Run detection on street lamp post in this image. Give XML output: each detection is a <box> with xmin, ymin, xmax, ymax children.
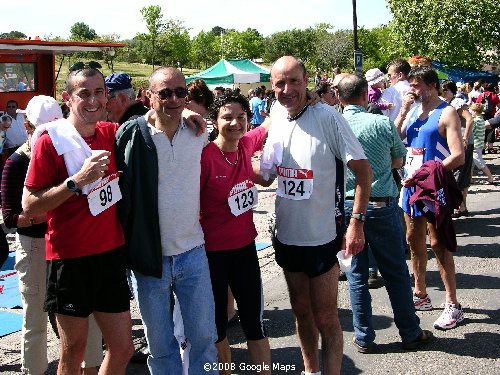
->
<box><xmin>352</xmin><ymin>0</ymin><xmax>363</xmax><ymax>72</ymax></box>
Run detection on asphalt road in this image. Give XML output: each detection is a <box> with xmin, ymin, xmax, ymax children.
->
<box><xmin>1</xmin><ymin>154</ymin><xmax>499</xmax><ymax>375</ymax></box>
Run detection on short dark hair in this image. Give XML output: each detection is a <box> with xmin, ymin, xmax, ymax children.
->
<box><xmin>408</xmin><ymin>66</ymin><xmax>440</xmax><ymax>91</ymax></box>
<box><xmin>441</xmin><ymin>80</ymin><xmax>457</xmax><ymax>95</ymax></box>
<box><xmin>314</xmin><ymin>82</ymin><xmax>331</xmax><ymax>96</ymax></box>
<box><xmin>337</xmin><ymin>74</ymin><xmax>368</xmax><ymax>103</ymax></box>
<box><xmin>6</xmin><ymin>99</ymin><xmax>18</xmax><ymax>108</ymax></box>
<box><xmin>214</xmin><ymin>86</ymin><xmax>225</xmax><ymax>92</ymax></box>
<box><xmin>387</xmin><ymin>59</ymin><xmax>411</xmax><ymax>77</ymax></box>
<box><xmin>187</xmin><ymin>79</ymin><xmax>214</xmax><ymax>111</ymax></box>
<box><xmin>254</xmin><ymin>87</ymin><xmax>263</xmax><ymax>96</ymax></box>
<box><xmin>65</xmin><ymin>68</ymin><xmax>105</xmax><ymax>94</ymax></box>
<box><xmin>208</xmin><ymin>92</ymin><xmax>253</xmax><ymax>123</ymax></box>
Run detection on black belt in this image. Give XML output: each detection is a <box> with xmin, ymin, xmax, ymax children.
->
<box><xmin>346</xmin><ymin>196</ymin><xmax>391</xmax><ymax>203</ymax></box>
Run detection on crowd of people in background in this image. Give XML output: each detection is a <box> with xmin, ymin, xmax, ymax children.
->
<box><xmin>0</xmin><ymin>54</ymin><xmax>499</xmax><ymax>375</ymax></box>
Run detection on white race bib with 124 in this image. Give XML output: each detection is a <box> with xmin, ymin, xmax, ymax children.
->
<box><xmin>87</xmin><ymin>172</ymin><xmax>122</xmax><ymax>216</ymax></box>
<box><xmin>276</xmin><ymin>166</ymin><xmax>313</xmax><ymax>200</ymax></box>
<box><xmin>228</xmin><ymin>179</ymin><xmax>258</xmax><ymax>216</ymax></box>
<box><xmin>404</xmin><ymin>147</ymin><xmax>425</xmax><ymax>179</ymax></box>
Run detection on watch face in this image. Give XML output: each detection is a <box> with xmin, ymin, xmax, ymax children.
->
<box><xmin>67</xmin><ymin>179</ymin><xmax>77</xmax><ymax>191</ymax></box>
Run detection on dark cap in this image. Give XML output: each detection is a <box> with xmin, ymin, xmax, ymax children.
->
<box><xmin>105</xmin><ymin>73</ymin><xmax>132</xmax><ymax>95</ymax></box>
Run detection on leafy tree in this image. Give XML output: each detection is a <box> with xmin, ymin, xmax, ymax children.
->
<box><xmin>211</xmin><ymin>26</ymin><xmax>226</xmax><ymax>37</ymax></box>
<box><xmin>264</xmin><ymin>28</ymin><xmax>318</xmax><ymax>66</ymax></box>
<box><xmin>191</xmin><ymin>31</ymin><xmax>219</xmax><ymax>68</ymax></box>
<box><xmin>222</xmin><ymin>29</ymin><xmax>265</xmax><ymax>59</ymax></box>
<box><xmin>387</xmin><ymin>0</ymin><xmax>500</xmax><ymax>68</ymax></box>
<box><xmin>70</xmin><ymin>22</ymin><xmax>97</xmax><ymax>41</ymax></box>
<box><xmin>159</xmin><ymin>19</ymin><xmax>192</xmax><ymax>70</ymax></box>
<box><xmin>315</xmin><ymin>29</ymin><xmax>354</xmax><ymax>71</ymax></box>
<box><xmin>139</xmin><ymin>5</ymin><xmax>166</xmax><ymax>70</ymax></box>
<box><xmin>0</xmin><ymin>31</ymin><xmax>27</xmax><ymax>39</ymax></box>
<box><xmin>97</xmin><ymin>34</ymin><xmax>121</xmax><ymax>71</ymax></box>
<box><xmin>358</xmin><ymin>25</ymin><xmax>397</xmax><ymax>71</ymax></box>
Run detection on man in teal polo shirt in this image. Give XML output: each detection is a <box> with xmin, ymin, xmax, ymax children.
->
<box><xmin>338</xmin><ymin>74</ymin><xmax>434</xmax><ymax>353</ymax></box>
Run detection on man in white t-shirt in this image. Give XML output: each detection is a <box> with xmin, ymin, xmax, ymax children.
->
<box><xmin>264</xmin><ymin>56</ymin><xmax>372</xmax><ymax>375</ymax></box>
<box><xmin>4</xmin><ymin>100</ymin><xmax>28</xmax><ymax>156</ymax></box>
<box><xmin>381</xmin><ymin>59</ymin><xmax>412</xmax><ymax>122</ymax></box>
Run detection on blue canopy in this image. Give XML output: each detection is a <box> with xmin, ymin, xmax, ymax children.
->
<box><xmin>432</xmin><ymin>61</ymin><xmax>499</xmax><ymax>85</ymax></box>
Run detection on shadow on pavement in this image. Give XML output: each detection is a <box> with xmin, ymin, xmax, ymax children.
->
<box><xmin>424</xmin><ymin>271</ymin><xmax>500</xmax><ymax>291</ymax></box>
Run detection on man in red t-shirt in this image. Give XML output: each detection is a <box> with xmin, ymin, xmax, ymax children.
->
<box><xmin>22</xmin><ymin>64</ymin><xmax>133</xmax><ymax>374</ymax></box>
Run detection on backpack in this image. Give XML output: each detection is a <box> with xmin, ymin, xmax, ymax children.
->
<box><xmin>481</xmin><ymin>93</ymin><xmax>493</xmax><ymax>115</ymax></box>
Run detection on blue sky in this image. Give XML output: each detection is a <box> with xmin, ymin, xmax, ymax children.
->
<box><xmin>7</xmin><ymin>0</ymin><xmax>392</xmax><ymax>40</ymax></box>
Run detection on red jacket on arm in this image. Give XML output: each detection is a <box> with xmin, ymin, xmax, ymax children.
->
<box><xmin>409</xmin><ymin>161</ymin><xmax>462</xmax><ymax>252</ymax></box>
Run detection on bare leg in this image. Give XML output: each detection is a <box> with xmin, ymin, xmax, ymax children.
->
<box><xmin>227</xmin><ymin>288</ymin><xmax>236</xmax><ymax>321</ymax></box>
<box><xmin>284</xmin><ymin>271</ymin><xmax>320</xmax><ymax>373</ymax></box>
<box><xmin>482</xmin><ymin>166</ymin><xmax>495</xmax><ymax>182</ymax></box>
<box><xmin>55</xmin><ymin>314</ymin><xmax>89</xmax><ymax>375</ymax></box>
<box><xmin>81</xmin><ymin>367</ymin><xmax>98</xmax><ymax>375</ymax></box>
<box><xmin>459</xmin><ymin>188</ymin><xmax>469</xmax><ymax>212</ymax></box>
<box><xmin>93</xmin><ymin>311</ymin><xmax>134</xmax><ymax>375</ymax></box>
<box><xmin>215</xmin><ymin>338</ymin><xmax>231</xmax><ymax>375</ymax></box>
<box><xmin>310</xmin><ymin>266</ymin><xmax>343</xmax><ymax>375</ymax></box>
<box><xmin>405</xmin><ymin>214</ymin><xmax>428</xmax><ymax>298</ymax></box>
<box><xmin>427</xmin><ymin>223</ymin><xmax>459</xmax><ymax>305</ymax></box>
<box><xmin>247</xmin><ymin>338</ymin><xmax>271</xmax><ymax>375</ymax></box>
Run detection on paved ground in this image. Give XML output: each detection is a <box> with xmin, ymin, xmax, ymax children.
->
<box><xmin>1</xmin><ymin>154</ymin><xmax>499</xmax><ymax>374</ymax></box>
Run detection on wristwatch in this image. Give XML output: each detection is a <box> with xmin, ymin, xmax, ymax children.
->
<box><xmin>351</xmin><ymin>213</ymin><xmax>366</xmax><ymax>222</ymax></box>
<box><xmin>66</xmin><ymin>178</ymin><xmax>82</xmax><ymax>196</ymax></box>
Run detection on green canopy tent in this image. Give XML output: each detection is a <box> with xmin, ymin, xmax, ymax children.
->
<box><xmin>186</xmin><ymin>58</ymin><xmax>270</xmax><ymax>86</ymax></box>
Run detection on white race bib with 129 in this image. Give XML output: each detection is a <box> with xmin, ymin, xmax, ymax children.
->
<box><xmin>87</xmin><ymin>172</ymin><xmax>122</xmax><ymax>216</ymax></box>
<box><xmin>276</xmin><ymin>166</ymin><xmax>313</xmax><ymax>200</ymax></box>
<box><xmin>228</xmin><ymin>179</ymin><xmax>258</xmax><ymax>216</ymax></box>
<box><xmin>404</xmin><ymin>147</ymin><xmax>425</xmax><ymax>179</ymax></box>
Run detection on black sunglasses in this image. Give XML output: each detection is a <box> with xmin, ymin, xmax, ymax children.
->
<box><xmin>151</xmin><ymin>87</ymin><xmax>188</xmax><ymax>100</ymax></box>
<box><xmin>69</xmin><ymin>61</ymin><xmax>102</xmax><ymax>72</ymax></box>
<box><xmin>7</xmin><ymin>105</ymin><xmax>17</xmax><ymax>108</ymax></box>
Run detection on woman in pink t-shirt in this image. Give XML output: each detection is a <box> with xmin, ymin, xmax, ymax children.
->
<box><xmin>200</xmin><ymin>92</ymin><xmax>271</xmax><ymax>375</ymax></box>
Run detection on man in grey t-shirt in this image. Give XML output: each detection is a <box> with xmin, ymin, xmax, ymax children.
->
<box><xmin>264</xmin><ymin>56</ymin><xmax>372</xmax><ymax>375</ymax></box>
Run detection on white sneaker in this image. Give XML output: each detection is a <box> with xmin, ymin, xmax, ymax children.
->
<box><xmin>433</xmin><ymin>303</ymin><xmax>464</xmax><ymax>330</ymax></box>
<box><xmin>413</xmin><ymin>294</ymin><xmax>433</xmax><ymax>311</ymax></box>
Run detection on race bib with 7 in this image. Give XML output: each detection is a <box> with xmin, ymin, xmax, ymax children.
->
<box><xmin>276</xmin><ymin>166</ymin><xmax>313</xmax><ymax>200</ymax></box>
<box><xmin>228</xmin><ymin>179</ymin><xmax>258</xmax><ymax>216</ymax></box>
<box><xmin>404</xmin><ymin>147</ymin><xmax>425</xmax><ymax>179</ymax></box>
<box><xmin>87</xmin><ymin>173</ymin><xmax>122</xmax><ymax>216</ymax></box>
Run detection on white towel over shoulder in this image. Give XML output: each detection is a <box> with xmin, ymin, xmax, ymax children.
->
<box><xmin>31</xmin><ymin>119</ymin><xmax>101</xmax><ymax>195</ymax></box>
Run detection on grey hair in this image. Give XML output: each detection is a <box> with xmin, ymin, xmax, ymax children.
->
<box><xmin>111</xmin><ymin>87</ymin><xmax>136</xmax><ymax>101</ymax></box>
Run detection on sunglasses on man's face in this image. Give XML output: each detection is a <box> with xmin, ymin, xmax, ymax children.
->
<box><xmin>69</xmin><ymin>61</ymin><xmax>102</xmax><ymax>72</ymax></box>
<box><xmin>7</xmin><ymin>105</ymin><xmax>16</xmax><ymax>108</ymax></box>
<box><xmin>151</xmin><ymin>87</ymin><xmax>188</xmax><ymax>100</ymax></box>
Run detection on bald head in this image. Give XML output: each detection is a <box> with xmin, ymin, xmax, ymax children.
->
<box><xmin>270</xmin><ymin>56</ymin><xmax>308</xmax><ymax>117</ymax></box>
<box><xmin>271</xmin><ymin>56</ymin><xmax>306</xmax><ymax>78</ymax></box>
<box><xmin>149</xmin><ymin>67</ymin><xmax>185</xmax><ymax>90</ymax></box>
<box><xmin>337</xmin><ymin>74</ymin><xmax>368</xmax><ymax>107</ymax></box>
<box><xmin>331</xmin><ymin>73</ymin><xmax>348</xmax><ymax>88</ymax></box>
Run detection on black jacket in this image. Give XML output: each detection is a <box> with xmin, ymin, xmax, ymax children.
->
<box><xmin>115</xmin><ymin>116</ymin><xmax>163</xmax><ymax>278</ymax></box>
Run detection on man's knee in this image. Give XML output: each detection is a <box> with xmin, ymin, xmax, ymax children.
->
<box><xmin>314</xmin><ymin>308</ymin><xmax>340</xmax><ymax>335</ymax></box>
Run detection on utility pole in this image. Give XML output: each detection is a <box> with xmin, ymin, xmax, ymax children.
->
<box><xmin>352</xmin><ymin>0</ymin><xmax>362</xmax><ymax>72</ymax></box>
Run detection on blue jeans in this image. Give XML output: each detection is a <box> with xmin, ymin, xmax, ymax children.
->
<box><xmin>345</xmin><ymin>198</ymin><xmax>422</xmax><ymax>346</ymax></box>
<box><xmin>131</xmin><ymin>245</ymin><xmax>217</xmax><ymax>374</ymax></box>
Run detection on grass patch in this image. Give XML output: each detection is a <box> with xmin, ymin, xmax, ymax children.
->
<box><xmin>55</xmin><ymin>57</ymin><xmax>200</xmax><ymax>99</ymax></box>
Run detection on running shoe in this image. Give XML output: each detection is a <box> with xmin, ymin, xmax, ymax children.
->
<box><xmin>433</xmin><ymin>303</ymin><xmax>465</xmax><ymax>330</ymax></box>
<box><xmin>413</xmin><ymin>294</ymin><xmax>433</xmax><ymax>311</ymax></box>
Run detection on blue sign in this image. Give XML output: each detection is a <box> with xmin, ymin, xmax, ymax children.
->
<box><xmin>354</xmin><ymin>49</ymin><xmax>363</xmax><ymax>72</ymax></box>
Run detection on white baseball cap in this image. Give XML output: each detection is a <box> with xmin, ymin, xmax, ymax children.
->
<box><xmin>22</xmin><ymin>95</ymin><xmax>63</xmax><ymax>127</ymax></box>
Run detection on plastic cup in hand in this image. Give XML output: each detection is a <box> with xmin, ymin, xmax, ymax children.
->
<box><xmin>337</xmin><ymin>250</ymin><xmax>352</xmax><ymax>272</ymax></box>
<box><xmin>91</xmin><ymin>150</ymin><xmax>109</xmax><ymax>160</ymax></box>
